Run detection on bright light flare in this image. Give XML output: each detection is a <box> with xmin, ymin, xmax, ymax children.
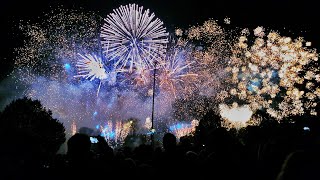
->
<box><xmin>98</xmin><ymin>120</ymin><xmax>133</xmax><ymax>147</ymax></box>
<box><xmin>219</xmin><ymin>103</ymin><xmax>253</xmax><ymax>128</ymax></box>
<box><xmin>169</xmin><ymin>120</ymin><xmax>199</xmax><ymax>139</ymax></box>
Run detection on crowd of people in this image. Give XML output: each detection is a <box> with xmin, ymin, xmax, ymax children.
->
<box><xmin>1</xmin><ymin>98</ymin><xmax>320</xmax><ymax>180</ymax></box>
<box><xmin>2</xmin><ymin>123</ymin><xmax>320</xmax><ymax>180</ymax></box>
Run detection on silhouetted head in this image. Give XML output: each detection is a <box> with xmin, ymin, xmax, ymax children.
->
<box><xmin>185</xmin><ymin>151</ymin><xmax>198</xmax><ymax>162</ymax></box>
<box><xmin>67</xmin><ymin>133</ymin><xmax>91</xmax><ymax>156</ymax></box>
<box><xmin>277</xmin><ymin>150</ymin><xmax>320</xmax><ymax>180</ymax></box>
<box><xmin>163</xmin><ymin>133</ymin><xmax>177</xmax><ymax>151</ymax></box>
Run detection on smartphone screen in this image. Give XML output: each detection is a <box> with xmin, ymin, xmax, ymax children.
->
<box><xmin>90</xmin><ymin>137</ymin><xmax>98</xmax><ymax>143</ymax></box>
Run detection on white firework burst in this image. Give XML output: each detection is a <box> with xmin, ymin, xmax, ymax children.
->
<box><xmin>101</xmin><ymin>4</ymin><xmax>169</xmax><ymax>72</ymax></box>
<box><xmin>74</xmin><ymin>53</ymin><xmax>107</xmax><ymax>81</ymax></box>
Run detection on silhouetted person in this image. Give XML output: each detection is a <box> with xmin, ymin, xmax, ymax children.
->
<box><xmin>93</xmin><ymin>135</ymin><xmax>114</xmax><ymax>172</ymax></box>
<box><xmin>276</xmin><ymin>150</ymin><xmax>320</xmax><ymax>180</ymax></box>
<box><xmin>64</xmin><ymin>133</ymin><xmax>101</xmax><ymax>179</ymax></box>
<box><xmin>154</xmin><ymin>133</ymin><xmax>185</xmax><ymax>178</ymax></box>
<box><xmin>163</xmin><ymin>133</ymin><xmax>177</xmax><ymax>152</ymax></box>
<box><xmin>67</xmin><ymin>133</ymin><xmax>94</xmax><ymax>168</ymax></box>
<box><xmin>95</xmin><ymin>135</ymin><xmax>114</xmax><ymax>158</ymax></box>
<box><xmin>200</xmin><ymin>128</ymin><xmax>243</xmax><ymax>179</ymax></box>
<box><xmin>133</xmin><ymin>144</ymin><xmax>153</xmax><ymax>165</ymax></box>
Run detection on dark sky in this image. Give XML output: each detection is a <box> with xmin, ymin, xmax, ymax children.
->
<box><xmin>1</xmin><ymin>0</ymin><xmax>319</xmax><ymax>79</ymax></box>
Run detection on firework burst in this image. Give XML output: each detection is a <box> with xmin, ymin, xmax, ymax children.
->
<box><xmin>101</xmin><ymin>4</ymin><xmax>169</xmax><ymax>72</ymax></box>
<box><xmin>221</xmin><ymin>27</ymin><xmax>320</xmax><ymax>119</ymax></box>
<box><xmin>74</xmin><ymin>54</ymin><xmax>107</xmax><ymax>81</ymax></box>
<box><xmin>158</xmin><ymin>43</ymin><xmax>198</xmax><ymax>98</ymax></box>
<box><xmin>219</xmin><ymin>103</ymin><xmax>253</xmax><ymax>129</ymax></box>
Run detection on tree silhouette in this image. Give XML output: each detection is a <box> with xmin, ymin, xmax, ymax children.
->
<box><xmin>0</xmin><ymin>97</ymin><xmax>66</xmax><ymax>167</ymax></box>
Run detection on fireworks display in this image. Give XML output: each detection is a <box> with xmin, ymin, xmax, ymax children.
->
<box><xmin>74</xmin><ymin>54</ymin><xmax>107</xmax><ymax>81</ymax></box>
<box><xmin>158</xmin><ymin>42</ymin><xmax>198</xmax><ymax>98</ymax></box>
<box><xmin>169</xmin><ymin>120</ymin><xmax>199</xmax><ymax>139</ymax></box>
<box><xmin>101</xmin><ymin>4</ymin><xmax>169</xmax><ymax>72</ymax></box>
<box><xmin>97</xmin><ymin>120</ymin><xmax>133</xmax><ymax>147</ymax></box>
<box><xmin>220</xmin><ymin>27</ymin><xmax>320</xmax><ymax>120</ymax></box>
<box><xmin>1</xmin><ymin>3</ymin><xmax>319</xmax><ymax>146</ymax></box>
<box><xmin>13</xmin><ymin>8</ymin><xmax>101</xmax><ymax>83</ymax></box>
<box><xmin>219</xmin><ymin>103</ymin><xmax>253</xmax><ymax>129</ymax></box>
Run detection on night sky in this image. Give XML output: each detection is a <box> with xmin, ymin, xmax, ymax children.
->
<box><xmin>1</xmin><ymin>0</ymin><xmax>319</xmax><ymax>80</ymax></box>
